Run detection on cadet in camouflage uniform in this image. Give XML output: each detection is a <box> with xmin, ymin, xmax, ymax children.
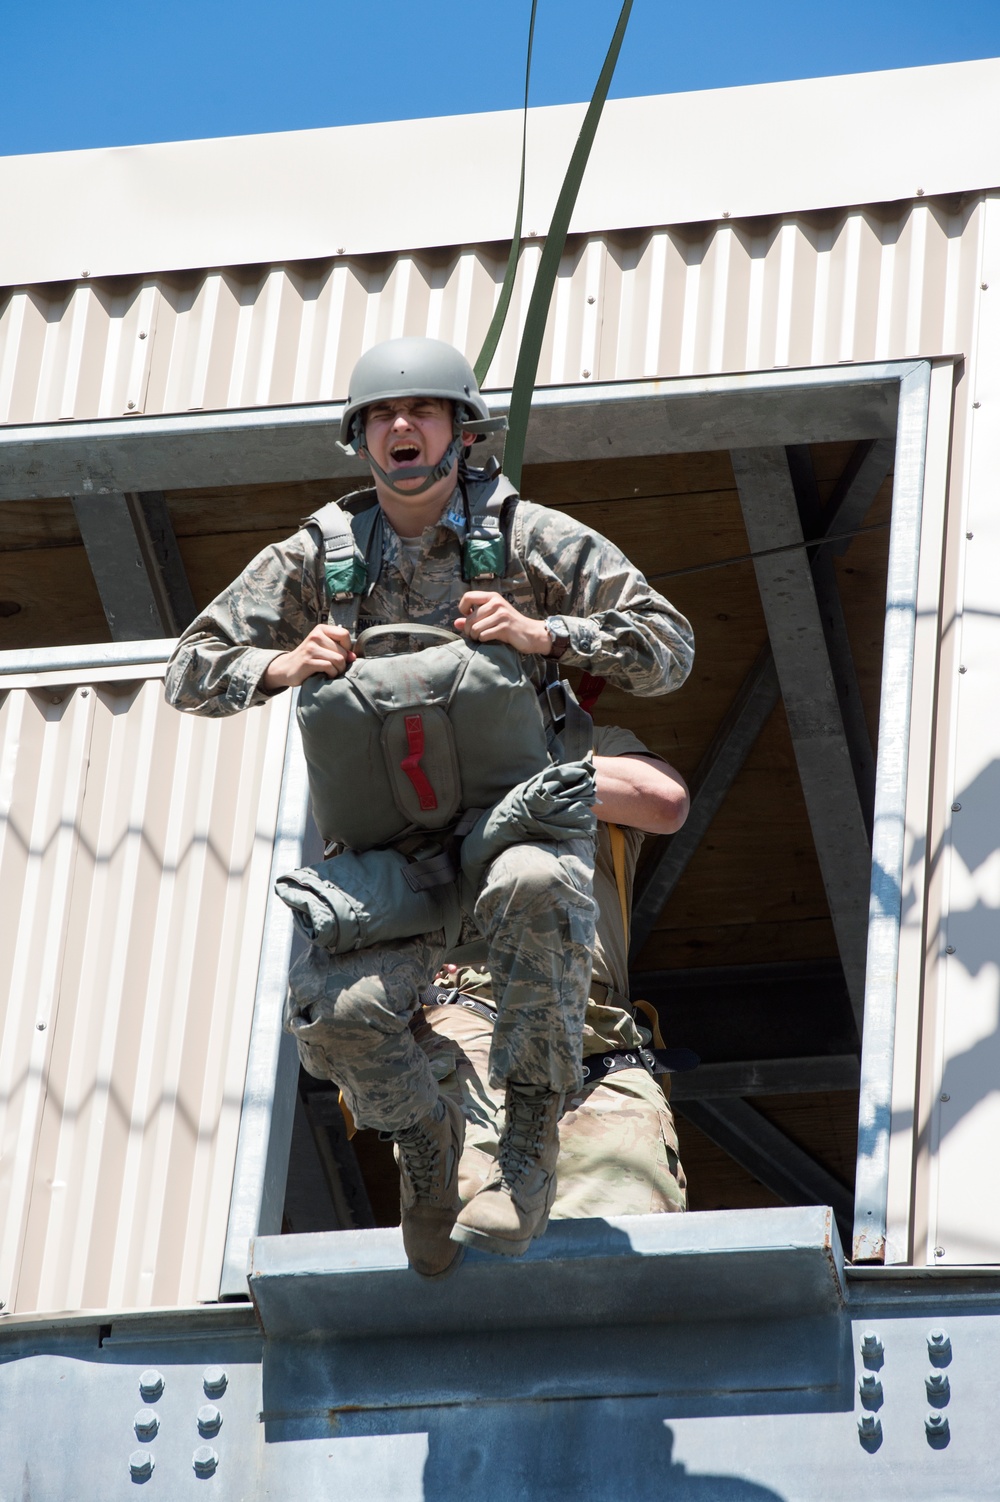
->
<box><xmin>418</xmin><ymin>725</ymin><xmax>688</xmax><ymax>1218</ymax></box>
<box><xmin>165</xmin><ymin>337</ymin><xmax>693</xmax><ymax>1276</ymax></box>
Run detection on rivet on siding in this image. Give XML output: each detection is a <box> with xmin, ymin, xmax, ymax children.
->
<box><xmin>951</xmin><ymin>802</ymin><xmax>962</xmax><ymax>812</ymax></box>
<box><xmin>857</xmin><ymin>1413</ymin><xmax>882</xmax><ymax>1446</ymax></box>
<box><xmin>859</xmin><ymin>1373</ymin><xmax>883</xmax><ymax>1407</ymax></box>
<box><xmin>582</xmin><ymin>370</ymin><xmax>591</xmax><ymax>379</ymax></box>
<box><xmin>0</xmin><ymin>1301</ymin><xmax>6</xmax><ymax>1312</ymax></box>
<box><xmin>940</xmin><ymin>1092</ymin><xmax>950</xmax><ymax>1102</ymax></box>
<box><xmin>138</xmin><ymin>331</ymin><xmax>147</xmax><ymax>340</ymax></box>
<box><xmin>916</xmin><ymin>187</ymin><xmax>925</xmax><ymax>197</ymax></box>
<box><xmin>127</xmin><ymin>401</ymin><xmax>136</xmax><ymax>411</ymax></box>
<box><xmin>860</xmin><ymin>1331</ymin><xmax>883</xmax><ymax>1359</ymax></box>
<box><xmin>587</xmin><ymin>296</ymin><xmax>596</xmax><ymax>304</ymax></box>
<box><xmin>203</xmin><ymin>1366</ymin><xmax>228</xmax><ymax>1396</ymax></box>
<box><xmin>198</xmin><ymin>1404</ymin><xmax>222</xmax><ymax>1436</ymax></box>
<box><xmin>981</xmin><ymin>282</ymin><xmax>989</xmax><ymax>291</ymax></box>
<box><xmin>139</xmin><ymin>1370</ymin><xmax>165</xmax><ymax>1400</ymax></box>
<box><xmin>81</xmin><ymin>269</ymin><xmax>90</xmax><ymax>278</ymax></box>
<box><xmin>973</xmin><ymin>400</ymin><xmax>982</xmax><ymax>408</ymax></box>
<box><xmin>722</xmin><ymin>210</ymin><xmax>731</xmax><ymax>218</ymax></box>
<box><xmin>193</xmin><ymin>1445</ymin><xmax>219</xmax><ymax>1475</ymax></box>
<box><xmin>80</xmin><ymin>689</ymin><xmax>90</xmax><ymax>698</ymax></box>
<box><xmin>925</xmin><ymin>1413</ymin><xmax>950</xmax><ymax>1444</ymax></box>
<box><xmin>959</xmin><ymin>665</ymin><xmax>967</xmax><ymax>673</ymax></box>
<box><xmin>966</xmin><ymin>532</ymin><xmax>974</xmax><ymax>539</ymax></box>
<box><xmin>35</xmin><ymin>1022</ymin><xmax>46</xmax><ymax>1031</ymax></box>
<box><xmin>933</xmin><ymin>1246</ymin><xmax>946</xmax><ymax>1258</ymax></box>
<box><xmin>336</xmin><ymin>247</ymin><xmax>345</xmax><ymax>255</ymax></box>
<box><xmin>945</xmin><ymin>945</ymin><xmax>956</xmax><ymax>955</ymax></box>
<box><xmin>134</xmin><ymin>1410</ymin><xmax>159</xmax><ymax>1440</ymax></box>
<box><xmin>129</xmin><ymin>1451</ymin><xmax>154</xmax><ymax>1479</ymax></box>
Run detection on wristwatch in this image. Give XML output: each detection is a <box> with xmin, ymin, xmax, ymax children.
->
<box><xmin>544</xmin><ymin>615</ymin><xmax>571</xmax><ymax>660</ymax></box>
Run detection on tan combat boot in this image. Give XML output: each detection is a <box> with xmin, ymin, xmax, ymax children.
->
<box><xmin>450</xmin><ymin>1081</ymin><xmax>562</xmax><ymax>1257</ymax></box>
<box><xmin>392</xmin><ymin>1095</ymin><xmax>466</xmax><ymax>1278</ymax></box>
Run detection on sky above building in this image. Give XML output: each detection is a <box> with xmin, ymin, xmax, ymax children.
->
<box><xmin>3</xmin><ymin>0</ymin><xmax>1000</xmax><ymax>158</ymax></box>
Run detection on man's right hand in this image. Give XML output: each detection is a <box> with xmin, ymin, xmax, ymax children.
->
<box><xmin>262</xmin><ymin>625</ymin><xmax>356</xmax><ymax>690</ymax></box>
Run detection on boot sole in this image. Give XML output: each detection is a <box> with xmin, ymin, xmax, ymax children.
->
<box><xmin>449</xmin><ymin>1221</ymin><xmax>532</xmax><ymax>1257</ymax></box>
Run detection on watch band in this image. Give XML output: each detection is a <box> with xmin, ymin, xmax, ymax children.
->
<box><xmin>544</xmin><ymin>616</ymin><xmax>571</xmax><ymax>660</ymax></box>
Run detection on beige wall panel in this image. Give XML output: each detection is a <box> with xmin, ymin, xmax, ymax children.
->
<box><xmin>922</xmin><ymin>197</ymin><xmax>1000</xmax><ymax>1266</ymax></box>
<box><xmin>0</xmin><ymin>685</ymin><xmax>93</xmax><ymax>1310</ymax></box>
<box><xmin>0</xmin><ymin>196</ymin><xmax>987</xmax><ymax>428</ymax></box>
<box><xmin>0</xmin><ymin>673</ymin><xmax>291</xmax><ymax>1314</ymax></box>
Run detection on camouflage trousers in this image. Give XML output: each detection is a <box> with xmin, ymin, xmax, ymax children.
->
<box><xmin>414</xmin><ymin>1001</ymin><xmax>687</xmax><ymax>1217</ymax></box>
<box><xmin>284</xmin><ymin>838</ymin><xmax>595</xmax><ymax>1132</ymax></box>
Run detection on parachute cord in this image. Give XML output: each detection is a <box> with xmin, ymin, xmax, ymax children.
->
<box><xmin>502</xmin><ymin>0</ymin><xmax>635</xmax><ymax>492</ymax></box>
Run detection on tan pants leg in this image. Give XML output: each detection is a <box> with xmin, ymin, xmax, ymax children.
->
<box><xmin>415</xmin><ymin>1004</ymin><xmax>687</xmax><ymax>1216</ymax></box>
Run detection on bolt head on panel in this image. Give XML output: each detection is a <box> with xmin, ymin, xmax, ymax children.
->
<box><xmin>925</xmin><ymin>1413</ymin><xmax>950</xmax><ymax>1445</ymax></box>
<box><xmin>193</xmin><ymin>1445</ymin><xmax>219</xmax><ymax>1474</ymax></box>
<box><xmin>138</xmin><ymin>1369</ymin><xmax>164</xmax><ymax>1399</ymax></box>
<box><xmin>134</xmin><ymin>1410</ymin><xmax>159</xmax><ymax>1440</ymax></box>
<box><xmin>129</xmin><ymin>1450</ymin><xmax>154</xmax><ymax>1479</ymax></box>
<box><xmin>198</xmin><ymin>1404</ymin><xmax>222</xmax><ymax>1435</ymax></box>
<box><xmin>203</xmin><ymin>1365</ymin><xmax>228</xmax><ymax>1396</ymax></box>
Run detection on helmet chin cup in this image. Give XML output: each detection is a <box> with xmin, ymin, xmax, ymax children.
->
<box><xmin>361</xmin><ymin>434</ymin><xmax>466</xmax><ymax>497</ymax></box>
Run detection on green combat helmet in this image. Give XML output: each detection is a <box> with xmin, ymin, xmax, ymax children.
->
<box><xmin>339</xmin><ymin>336</ymin><xmax>506</xmax><ymax>496</ymax></box>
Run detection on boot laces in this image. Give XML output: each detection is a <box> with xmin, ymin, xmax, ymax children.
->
<box><xmin>498</xmin><ymin>1095</ymin><xmax>550</xmax><ymax>1186</ymax></box>
<box><xmin>392</xmin><ymin>1120</ymin><xmax>444</xmax><ymax>1202</ymax></box>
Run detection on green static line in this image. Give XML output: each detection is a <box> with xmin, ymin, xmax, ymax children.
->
<box><xmin>473</xmin><ymin>0</ymin><xmax>538</xmax><ymax>390</ymax></box>
<box><xmin>502</xmin><ymin>0</ymin><xmax>634</xmax><ymax>493</ymax></box>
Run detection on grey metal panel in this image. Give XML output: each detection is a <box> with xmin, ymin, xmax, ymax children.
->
<box><xmin>248</xmin><ymin>1206</ymin><xmax>844</xmax><ymax>1340</ymax></box>
<box><xmin>0</xmin><ymin>639</ymin><xmax>174</xmax><ymax>676</ymax></box>
<box><xmin>853</xmin><ymin>362</ymin><xmax>932</xmax><ymax>1263</ymax></box>
<box><xmin>732</xmin><ymin>445</ymin><xmax>873</xmax><ymax>1031</ymax></box>
<box><xmin>0</xmin><ymin>363</ymin><xmax>909</xmax><ymax>500</ymax></box>
<box><xmin>5</xmin><ymin>1279</ymin><xmax>1000</xmax><ymax>1500</ymax></box>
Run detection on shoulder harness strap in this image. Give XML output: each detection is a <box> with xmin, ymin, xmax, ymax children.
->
<box><xmin>460</xmin><ymin>461</ymin><xmax>520</xmax><ymax>583</ymax></box>
<box><xmin>303</xmin><ymin>491</ymin><xmax>382</xmax><ymax>605</ymax></box>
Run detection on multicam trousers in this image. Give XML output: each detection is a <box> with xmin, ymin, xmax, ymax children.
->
<box><xmin>414</xmin><ymin>1001</ymin><xmax>687</xmax><ymax>1217</ymax></box>
<box><xmin>284</xmin><ymin>837</ymin><xmax>595</xmax><ymax>1133</ymax></box>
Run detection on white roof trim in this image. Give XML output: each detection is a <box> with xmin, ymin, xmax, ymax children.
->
<box><xmin>1</xmin><ymin>58</ymin><xmax>998</xmax><ymax>288</ymax></box>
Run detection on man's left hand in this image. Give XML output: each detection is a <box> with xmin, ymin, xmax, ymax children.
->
<box><xmin>455</xmin><ymin>591</ymin><xmax>553</xmax><ymax>655</ymax></box>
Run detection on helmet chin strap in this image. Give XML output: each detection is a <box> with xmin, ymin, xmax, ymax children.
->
<box><xmin>358</xmin><ymin>431</ymin><xmax>467</xmax><ymax>498</ymax></box>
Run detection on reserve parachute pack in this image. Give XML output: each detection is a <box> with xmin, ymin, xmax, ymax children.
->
<box><xmin>297</xmin><ymin>624</ymin><xmax>555</xmax><ymax>851</ymax></box>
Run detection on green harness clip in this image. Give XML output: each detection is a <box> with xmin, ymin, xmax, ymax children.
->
<box><xmin>325</xmin><ymin>556</ymin><xmax>368</xmax><ymax>601</ymax></box>
<box><xmin>463</xmin><ymin>534</ymin><xmax>506</xmax><ymax>581</ymax></box>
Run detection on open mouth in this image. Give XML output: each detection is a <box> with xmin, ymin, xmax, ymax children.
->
<box><xmin>389</xmin><ymin>443</ymin><xmax>421</xmax><ymax>466</ymax></box>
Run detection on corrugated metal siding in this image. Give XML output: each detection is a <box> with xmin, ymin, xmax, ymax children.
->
<box><xmin>0</xmin><ymin>672</ymin><xmax>291</xmax><ymax>1313</ymax></box>
<box><xmin>0</xmin><ymin>197</ymin><xmax>988</xmax><ymax>426</ymax></box>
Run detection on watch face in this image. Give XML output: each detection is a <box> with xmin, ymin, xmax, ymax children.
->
<box><xmin>546</xmin><ymin>617</ymin><xmax>570</xmax><ymax>658</ymax></box>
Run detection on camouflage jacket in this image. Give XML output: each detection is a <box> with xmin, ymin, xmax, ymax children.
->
<box><xmin>164</xmin><ymin>489</ymin><xmax>694</xmax><ymax>716</ymax></box>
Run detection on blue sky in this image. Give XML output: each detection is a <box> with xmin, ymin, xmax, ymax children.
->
<box><xmin>3</xmin><ymin>0</ymin><xmax>1000</xmax><ymax>157</ymax></box>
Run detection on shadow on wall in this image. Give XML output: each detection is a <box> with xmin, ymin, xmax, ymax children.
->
<box><xmin>420</xmin><ymin>1418</ymin><xmax>786</xmax><ymax>1501</ymax></box>
<box><xmin>314</xmin><ymin>1406</ymin><xmax>787</xmax><ymax>1502</ymax></box>
<box><xmin>895</xmin><ymin>758</ymin><xmax>1000</xmax><ymax>1150</ymax></box>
